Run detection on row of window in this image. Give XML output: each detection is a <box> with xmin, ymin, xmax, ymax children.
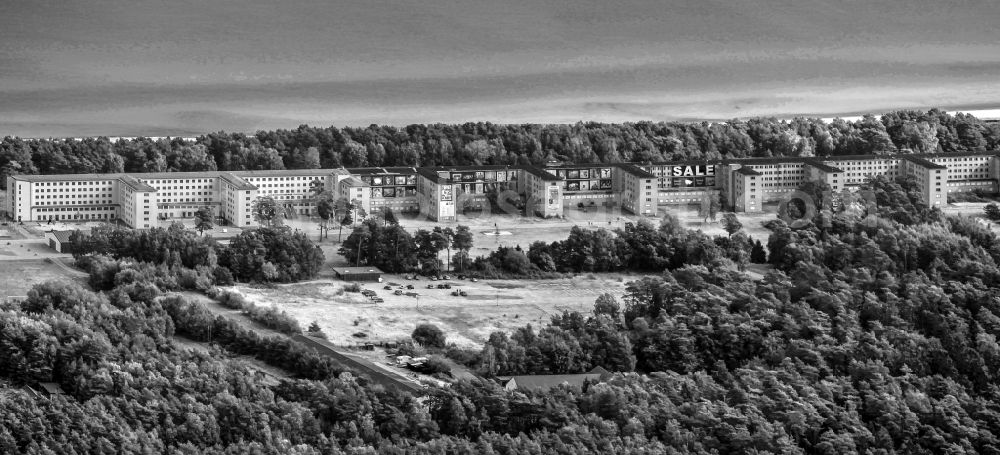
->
<box><xmin>161</xmin><ymin>198</ymin><xmax>212</xmax><ymax>203</ymax></box>
<box><xmin>37</xmin><ymin>207</ymin><xmax>114</xmax><ymax>212</ymax></box>
<box><xmin>35</xmin><ymin>187</ymin><xmax>111</xmax><ymax>193</ymax></box>
<box><xmin>38</xmin><ymin>193</ymin><xmax>112</xmax><ymax>198</ymax></box>
<box><xmin>36</xmin><ymin>200</ymin><xmax>113</xmax><ymax>205</ymax></box>
<box><xmin>33</xmin><ymin>181</ymin><xmax>112</xmax><ymax>186</ymax></box>
<box><xmin>147</xmin><ymin>178</ymin><xmax>213</xmax><ymax>184</ymax></box>
<box><xmin>40</xmin><ymin>213</ymin><xmax>116</xmax><ymax>220</ymax></box>
<box><xmin>245</xmin><ymin>176</ymin><xmax>318</xmax><ymax>182</ymax></box>
<box><xmin>154</xmin><ymin>185</ymin><xmax>213</xmax><ymax>190</ymax></box>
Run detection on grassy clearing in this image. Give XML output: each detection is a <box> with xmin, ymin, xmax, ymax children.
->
<box><xmin>0</xmin><ymin>259</ymin><xmax>85</xmax><ymax>298</ymax></box>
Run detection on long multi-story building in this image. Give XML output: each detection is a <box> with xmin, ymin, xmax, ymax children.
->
<box><xmin>4</xmin><ymin>152</ymin><xmax>999</xmax><ymax>227</ymax></box>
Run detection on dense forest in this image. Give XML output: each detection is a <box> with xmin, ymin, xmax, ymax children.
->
<box><xmin>2</xmin><ymin>109</ymin><xmax>999</xmax><ymax>189</ymax></box>
<box><xmin>1</xmin><ymin>169</ymin><xmax>1000</xmax><ymax>452</ymax></box>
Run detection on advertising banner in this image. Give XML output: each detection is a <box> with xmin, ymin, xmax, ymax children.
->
<box><xmin>548</xmin><ymin>187</ymin><xmax>559</xmax><ymax>206</ymax></box>
<box><xmin>667</xmin><ymin>165</ymin><xmax>717</xmax><ymax>187</ymax></box>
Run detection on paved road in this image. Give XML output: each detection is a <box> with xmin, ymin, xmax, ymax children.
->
<box><xmin>292</xmin><ymin>335</ymin><xmax>423</xmax><ymax>393</ymax></box>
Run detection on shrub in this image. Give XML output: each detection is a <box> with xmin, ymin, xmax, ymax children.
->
<box><xmin>395</xmin><ymin>342</ymin><xmax>423</xmax><ymax>357</ymax></box>
<box><xmin>307</xmin><ymin>321</ymin><xmax>328</xmax><ymax>339</ymax></box>
<box><xmin>81</xmin><ymin>255</ymin><xmax>121</xmax><ymax>291</ymax></box>
<box><xmin>411</xmin><ymin>323</ymin><xmax>446</xmax><ymax>349</ymax></box>
<box><xmin>118</xmin><ymin>282</ymin><xmax>161</xmax><ymax>305</ymax></box>
<box><xmin>176</xmin><ymin>268</ymin><xmax>203</xmax><ymax>290</ymax></box>
<box><xmin>161</xmin><ymin>296</ymin><xmax>344</xmax><ymax>380</ymax></box>
<box><xmin>216</xmin><ymin>291</ymin><xmax>248</xmax><ymax>310</ymax></box>
<box><xmin>245</xmin><ymin>304</ymin><xmax>301</xmax><ymax>335</ymax></box>
<box><xmin>210</xmin><ymin>290</ymin><xmax>299</xmax><ymax>334</ymax></box>
<box><xmin>444</xmin><ymin>345</ymin><xmax>480</xmax><ymax>368</ymax></box>
<box><xmin>344</xmin><ymin>282</ymin><xmax>362</xmax><ymax>292</ymax></box>
<box><xmin>213</xmin><ymin>267</ymin><xmax>235</xmax><ymax>285</ymax></box>
<box><xmin>204</xmin><ymin>287</ymin><xmax>222</xmax><ymax>299</ymax></box>
<box><xmin>423</xmin><ymin>356</ymin><xmax>452</xmax><ymax>377</ymax></box>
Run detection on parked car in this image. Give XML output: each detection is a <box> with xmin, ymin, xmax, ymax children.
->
<box><xmin>442</xmin><ymin>275</ymin><xmax>451</xmax><ymax>280</ymax></box>
<box><xmin>406</xmin><ymin>285</ymin><xmax>414</xmax><ymax>289</ymax></box>
<box><xmin>470</xmin><ymin>278</ymin><xmax>479</xmax><ymax>282</ymax></box>
<box><xmin>457</xmin><ymin>275</ymin><xmax>466</xmax><ymax>280</ymax></box>
<box><xmin>384</xmin><ymin>285</ymin><xmax>392</xmax><ymax>290</ymax></box>
<box><xmin>394</xmin><ymin>290</ymin><xmax>403</xmax><ymax>296</ymax></box>
<box><xmin>451</xmin><ymin>290</ymin><xmax>460</xmax><ymax>296</ymax></box>
<box><xmin>427</xmin><ymin>284</ymin><xmax>436</xmax><ymax>289</ymax></box>
<box><xmin>443</xmin><ymin>284</ymin><xmax>452</xmax><ymax>289</ymax></box>
<box><xmin>459</xmin><ymin>290</ymin><xmax>467</xmax><ymax>296</ymax></box>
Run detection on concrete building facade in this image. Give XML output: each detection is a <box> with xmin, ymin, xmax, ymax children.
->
<box><xmin>4</xmin><ymin>151</ymin><xmax>999</xmax><ymax>227</ymax></box>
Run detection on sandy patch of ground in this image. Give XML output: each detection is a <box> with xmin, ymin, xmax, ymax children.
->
<box><xmin>228</xmin><ymin>274</ymin><xmax>636</xmax><ymax>349</ymax></box>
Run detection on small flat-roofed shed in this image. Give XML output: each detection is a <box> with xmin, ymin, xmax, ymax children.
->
<box><xmin>334</xmin><ymin>267</ymin><xmax>384</xmax><ymax>282</ymax></box>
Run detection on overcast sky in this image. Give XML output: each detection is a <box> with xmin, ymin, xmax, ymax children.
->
<box><xmin>2</xmin><ymin>0</ymin><xmax>999</xmax><ymax>137</ymax></box>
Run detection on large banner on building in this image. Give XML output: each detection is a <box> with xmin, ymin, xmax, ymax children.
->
<box><xmin>558</xmin><ymin>167</ymin><xmax>615</xmax><ymax>192</ymax></box>
<box><xmin>668</xmin><ymin>164</ymin><xmax>716</xmax><ymax>188</ymax></box>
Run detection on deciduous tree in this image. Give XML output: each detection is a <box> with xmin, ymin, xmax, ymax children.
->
<box><xmin>251</xmin><ymin>196</ymin><xmax>282</xmax><ymax>228</ymax></box>
<box><xmin>194</xmin><ymin>206</ymin><xmax>214</xmax><ymax>235</ymax></box>
<box><xmin>721</xmin><ymin>212</ymin><xmax>742</xmax><ymax>237</ymax></box>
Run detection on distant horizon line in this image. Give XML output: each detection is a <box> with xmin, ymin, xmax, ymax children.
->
<box><xmin>8</xmin><ymin>107</ymin><xmax>999</xmax><ymax>141</ymax></box>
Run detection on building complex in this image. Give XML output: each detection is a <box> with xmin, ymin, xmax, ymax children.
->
<box><xmin>5</xmin><ymin>152</ymin><xmax>999</xmax><ymax>228</ymax></box>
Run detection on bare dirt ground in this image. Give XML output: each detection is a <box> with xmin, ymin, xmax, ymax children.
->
<box><xmin>228</xmin><ymin>273</ymin><xmax>639</xmax><ymax>349</ymax></box>
<box><xmin>0</xmin><ymin>238</ymin><xmax>73</xmax><ymax>261</ymax></box>
<box><xmin>255</xmin><ymin>205</ymin><xmax>781</xmax><ymax>351</ymax></box>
